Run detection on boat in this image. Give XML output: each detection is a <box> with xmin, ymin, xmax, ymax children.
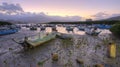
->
<box><xmin>12</xmin><ymin>32</ymin><xmax>57</xmax><ymax>49</ymax></box>
<box><xmin>30</xmin><ymin>27</ymin><xmax>37</xmax><ymax>30</ymax></box>
<box><xmin>85</xmin><ymin>31</ymin><xmax>101</xmax><ymax>36</ymax></box>
<box><xmin>52</xmin><ymin>27</ymin><xmax>57</xmax><ymax>32</ymax></box>
<box><xmin>109</xmin><ymin>43</ymin><xmax>116</xmax><ymax>58</ymax></box>
<box><xmin>77</xmin><ymin>26</ymin><xmax>85</xmax><ymax>31</ymax></box>
<box><xmin>40</xmin><ymin>27</ymin><xmax>46</xmax><ymax>31</ymax></box>
<box><xmin>95</xmin><ymin>24</ymin><xmax>111</xmax><ymax>29</ymax></box>
<box><xmin>85</xmin><ymin>27</ymin><xmax>101</xmax><ymax>36</ymax></box>
<box><xmin>0</xmin><ymin>27</ymin><xmax>18</xmax><ymax>36</ymax></box>
<box><xmin>66</xmin><ymin>26</ymin><xmax>74</xmax><ymax>32</ymax></box>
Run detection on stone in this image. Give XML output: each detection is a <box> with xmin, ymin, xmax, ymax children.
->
<box><xmin>52</xmin><ymin>53</ymin><xmax>59</xmax><ymax>61</ymax></box>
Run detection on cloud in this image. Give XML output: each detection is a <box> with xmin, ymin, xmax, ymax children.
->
<box><xmin>0</xmin><ymin>3</ymin><xmax>81</xmax><ymax>23</ymax></box>
<box><xmin>91</xmin><ymin>12</ymin><xmax>110</xmax><ymax>20</ymax></box>
<box><xmin>110</xmin><ymin>14</ymin><xmax>120</xmax><ymax>17</ymax></box>
<box><xmin>91</xmin><ymin>12</ymin><xmax>120</xmax><ymax>20</ymax></box>
<box><xmin>0</xmin><ymin>2</ymin><xmax>24</xmax><ymax>15</ymax></box>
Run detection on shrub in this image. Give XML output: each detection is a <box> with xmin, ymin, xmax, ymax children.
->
<box><xmin>110</xmin><ymin>23</ymin><xmax>120</xmax><ymax>37</ymax></box>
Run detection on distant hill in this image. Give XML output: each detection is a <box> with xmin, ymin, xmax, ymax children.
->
<box><xmin>0</xmin><ymin>21</ymin><xmax>12</xmax><ymax>25</ymax></box>
<box><xmin>107</xmin><ymin>16</ymin><xmax>120</xmax><ymax>21</ymax></box>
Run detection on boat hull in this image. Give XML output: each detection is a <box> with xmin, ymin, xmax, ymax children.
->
<box><xmin>26</xmin><ymin>33</ymin><xmax>56</xmax><ymax>47</ymax></box>
<box><xmin>0</xmin><ymin>29</ymin><xmax>18</xmax><ymax>36</ymax></box>
<box><xmin>85</xmin><ymin>31</ymin><xmax>101</xmax><ymax>36</ymax></box>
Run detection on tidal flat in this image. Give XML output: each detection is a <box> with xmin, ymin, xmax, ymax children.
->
<box><xmin>0</xmin><ymin>27</ymin><xmax>120</xmax><ymax>67</ymax></box>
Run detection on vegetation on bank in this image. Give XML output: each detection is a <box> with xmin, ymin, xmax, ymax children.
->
<box><xmin>49</xmin><ymin>20</ymin><xmax>120</xmax><ymax>25</ymax></box>
<box><xmin>0</xmin><ymin>21</ymin><xmax>12</xmax><ymax>26</ymax></box>
<box><xmin>110</xmin><ymin>22</ymin><xmax>120</xmax><ymax>37</ymax></box>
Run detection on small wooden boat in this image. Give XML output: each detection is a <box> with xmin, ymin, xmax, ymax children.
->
<box><xmin>13</xmin><ymin>32</ymin><xmax>57</xmax><ymax>49</ymax></box>
<box><xmin>109</xmin><ymin>43</ymin><xmax>116</xmax><ymax>58</ymax></box>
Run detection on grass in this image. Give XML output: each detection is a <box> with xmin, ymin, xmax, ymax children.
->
<box><xmin>37</xmin><ymin>58</ymin><xmax>49</xmax><ymax>66</ymax></box>
<box><xmin>117</xmin><ymin>45</ymin><xmax>120</xmax><ymax>53</ymax></box>
<box><xmin>64</xmin><ymin>60</ymin><xmax>73</xmax><ymax>67</ymax></box>
<box><xmin>95</xmin><ymin>44</ymin><xmax>101</xmax><ymax>50</ymax></box>
<box><xmin>62</xmin><ymin>38</ymin><xmax>72</xmax><ymax>44</ymax></box>
<box><xmin>62</xmin><ymin>39</ymin><xmax>73</xmax><ymax>48</ymax></box>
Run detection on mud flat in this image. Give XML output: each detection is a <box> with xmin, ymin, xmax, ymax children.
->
<box><xmin>0</xmin><ymin>27</ymin><xmax>120</xmax><ymax>67</ymax></box>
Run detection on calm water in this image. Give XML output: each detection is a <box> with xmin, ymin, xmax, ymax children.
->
<box><xmin>0</xmin><ymin>26</ymin><xmax>119</xmax><ymax>67</ymax></box>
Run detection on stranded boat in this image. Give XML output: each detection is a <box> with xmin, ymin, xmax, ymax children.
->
<box><xmin>95</xmin><ymin>24</ymin><xmax>111</xmax><ymax>29</ymax></box>
<box><xmin>0</xmin><ymin>27</ymin><xmax>19</xmax><ymax>36</ymax></box>
<box><xmin>77</xmin><ymin>26</ymin><xmax>85</xmax><ymax>31</ymax></box>
<box><xmin>85</xmin><ymin>27</ymin><xmax>101</xmax><ymax>36</ymax></box>
<box><xmin>66</xmin><ymin>26</ymin><xmax>74</xmax><ymax>33</ymax></box>
<box><xmin>30</xmin><ymin>27</ymin><xmax>37</xmax><ymax>30</ymax></box>
<box><xmin>40</xmin><ymin>26</ymin><xmax>46</xmax><ymax>31</ymax></box>
<box><xmin>13</xmin><ymin>32</ymin><xmax>57</xmax><ymax>49</ymax></box>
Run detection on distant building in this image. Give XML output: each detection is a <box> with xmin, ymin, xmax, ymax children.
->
<box><xmin>86</xmin><ymin>19</ymin><xmax>92</xmax><ymax>21</ymax></box>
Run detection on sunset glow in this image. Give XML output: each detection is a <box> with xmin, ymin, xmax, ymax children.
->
<box><xmin>0</xmin><ymin>0</ymin><xmax>120</xmax><ymax>20</ymax></box>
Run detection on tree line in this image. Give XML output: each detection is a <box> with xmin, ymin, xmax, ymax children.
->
<box><xmin>0</xmin><ymin>21</ymin><xmax>12</xmax><ymax>26</ymax></box>
<box><xmin>48</xmin><ymin>20</ymin><xmax>120</xmax><ymax>25</ymax></box>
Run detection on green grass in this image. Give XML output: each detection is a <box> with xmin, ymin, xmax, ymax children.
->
<box><xmin>95</xmin><ymin>44</ymin><xmax>101</xmax><ymax>50</ymax></box>
<box><xmin>64</xmin><ymin>60</ymin><xmax>73</xmax><ymax>67</ymax></box>
<box><xmin>37</xmin><ymin>58</ymin><xmax>49</xmax><ymax>66</ymax></box>
<box><xmin>62</xmin><ymin>39</ymin><xmax>73</xmax><ymax>47</ymax></box>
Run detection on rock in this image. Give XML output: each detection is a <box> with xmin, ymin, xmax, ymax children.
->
<box><xmin>76</xmin><ymin>59</ymin><xmax>84</xmax><ymax>64</ymax></box>
<box><xmin>52</xmin><ymin>53</ymin><xmax>59</xmax><ymax>61</ymax></box>
<box><xmin>9</xmin><ymin>48</ymin><xmax>13</xmax><ymax>50</ymax></box>
<box><xmin>94</xmin><ymin>64</ymin><xmax>104</xmax><ymax>67</ymax></box>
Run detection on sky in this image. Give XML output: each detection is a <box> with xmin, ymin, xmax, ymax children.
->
<box><xmin>0</xmin><ymin>0</ymin><xmax>120</xmax><ymax>22</ymax></box>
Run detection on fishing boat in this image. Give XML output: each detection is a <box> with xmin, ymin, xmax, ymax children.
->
<box><xmin>109</xmin><ymin>43</ymin><xmax>116</xmax><ymax>58</ymax></box>
<box><xmin>12</xmin><ymin>32</ymin><xmax>57</xmax><ymax>49</ymax></box>
<box><xmin>0</xmin><ymin>27</ymin><xmax>18</xmax><ymax>36</ymax></box>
